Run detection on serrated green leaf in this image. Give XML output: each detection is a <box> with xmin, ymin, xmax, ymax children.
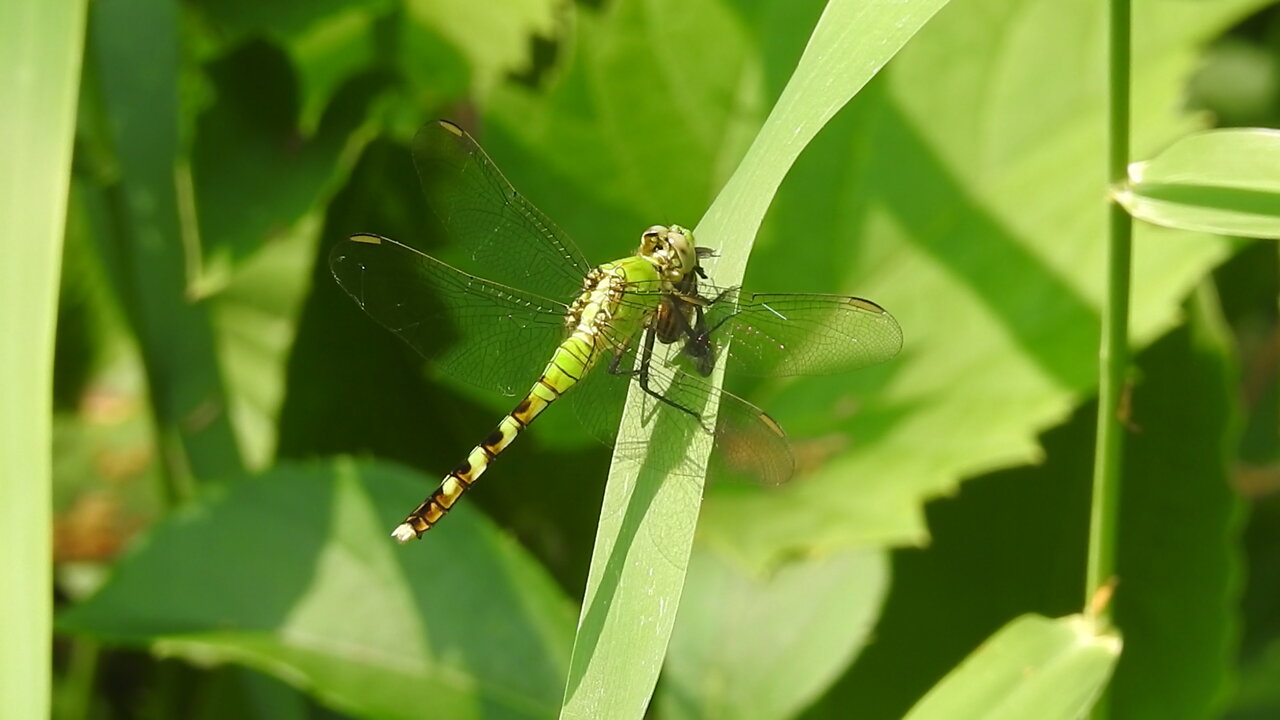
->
<box><xmin>190</xmin><ymin>40</ymin><xmax>381</xmax><ymax>293</ymax></box>
<box><xmin>903</xmin><ymin>614</ymin><xmax>1119</xmax><ymax>720</ymax></box>
<box><xmin>483</xmin><ymin>0</ymin><xmax>1269</xmax><ymax>575</ymax></box>
<box><xmin>187</xmin><ymin>0</ymin><xmax>394</xmax><ymax>132</ymax></box>
<box><xmin>58</xmin><ymin>459</ymin><xmax>576</xmax><ymax>720</ymax></box>
<box><xmin>402</xmin><ymin>0</ymin><xmax>559</xmax><ymax>97</ymax></box>
<box><xmin>807</xmin><ymin>299</ymin><xmax>1243</xmax><ymax>719</ymax></box>
<box><xmin>695</xmin><ymin>0</ymin><xmax>1270</xmax><ymax>568</ymax></box>
<box><xmin>1120</xmin><ymin>128</ymin><xmax>1280</xmax><ymax>239</ymax></box>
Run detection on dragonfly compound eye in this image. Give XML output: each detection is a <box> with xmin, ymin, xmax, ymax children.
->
<box><xmin>665</xmin><ymin>225</ymin><xmax>697</xmax><ymax>279</ymax></box>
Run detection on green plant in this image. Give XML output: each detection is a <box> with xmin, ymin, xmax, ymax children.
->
<box><xmin>26</xmin><ymin>0</ymin><xmax>1280</xmax><ymax>718</ymax></box>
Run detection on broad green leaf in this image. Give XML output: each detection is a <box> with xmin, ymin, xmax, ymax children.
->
<box><xmin>210</xmin><ymin>228</ymin><xmax>317</xmax><ymax>471</ymax></box>
<box><xmin>805</xmin><ymin>299</ymin><xmax>1242</xmax><ymax>719</ymax></box>
<box><xmin>659</xmin><ymin>548</ymin><xmax>888</xmax><ymax>720</ymax></box>
<box><xmin>186</xmin><ymin>0</ymin><xmax>393</xmax><ymax>130</ymax></box>
<box><xmin>0</xmin><ymin>0</ymin><xmax>85</xmax><ymax>715</ymax></box>
<box><xmin>402</xmin><ymin>0</ymin><xmax>559</xmax><ymax>97</ymax></box>
<box><xmin>486</xmin><ymin>0</ymin><xmax>769</xmax><ymax>247</ymax></box>
<box><xmin>694</xmin><ymin>0</ymin><xmax>1270</xmax><ymax>567</ymax></box>
<box><xmin>192</xmin><ymin>41</ymin><xmax>385</xmax><ymax>471</ymax></box>
<box><xmin>1119</xmin><ymin>128</ymin><xmax>1280</xmax><ymax>239</ymax></box>
<box><xmin>546</xmin><ymin>1</ymin><xmax>951</xmax><ymax>718</ymax></box>
<box><xmin>188</xmin><ymin>667</ymin><xmax>313</xmax><ymax>720</ymax></box>
<box><xmin>190</xmin><ymin>39</ymin><xmax>382</xmax><ymax>294</ymax></box>
<box><xmin>58</xmin><ymin>459</ymin><xmax>576</xmax><ymax>720</ymax></box>
<box><xmin>801</xmin><ymin>400</ymin><xmax>1098</xmax><ymax>720</ymax></box>
<box><xmin>187</xmin><ymin>0</ymin><xmax>388</xmax><ymax>38</ymax></box>
<box><xmin>484</xmin><ymin>0</ymin><xmax>1269</xmax><ymax>574</ymax></box>
<box><xmin>902</xmin><ymin>614</ymin><xmax>1119</xmax><ymax>720</ymax></box>
<box><xmin>284</xmin><ymin>6</ymin><xmax>385</xmax><ymax>131</ymax></box>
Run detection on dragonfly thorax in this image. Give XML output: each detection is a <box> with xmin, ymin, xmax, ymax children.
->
<box><xmin>639</xmin><ymin>224</ymin><xmax>698</xmax><ymax>283</ymax></box>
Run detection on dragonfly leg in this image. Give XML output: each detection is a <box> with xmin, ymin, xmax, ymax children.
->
<box><xmin>658</xmin><ymin>294</ymin><xmax>718</xmax><ymax>376</ymax></box>
<box><xmin>607</xmin><ymin>329</ymin><xmax>715</xmax><ymax>434</ymax></box>
<box><xmin>674</xmin><ymin>284</ymin><xmax>745</xmax><ymax>375</ymax></box>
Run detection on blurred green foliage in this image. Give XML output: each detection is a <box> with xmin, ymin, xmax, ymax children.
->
<box><xmin>48</xmin><ymin>0</ymin><xmax>1280</xmax><ymax>718</ymax></box>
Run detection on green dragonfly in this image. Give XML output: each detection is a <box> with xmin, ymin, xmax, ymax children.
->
<box><xmin>330</xmin><ymin>120</ymin><xmax>903</xmax><ymax>543</ymax></box>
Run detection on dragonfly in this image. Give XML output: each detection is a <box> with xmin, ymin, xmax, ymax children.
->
<box><xmin>330</xmin><ymin>120</ymin><xmax>903</xmax><ymax>543</ymax></box>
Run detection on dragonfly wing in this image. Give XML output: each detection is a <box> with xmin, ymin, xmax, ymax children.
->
<box><xmin>705</xmin><ymin>384</ymin><xmax>794</xmax><ymax>487</ymax></box>
<box><xmin>649</xmin><ymin>352</ymin><xmax>794</xmax><ymax>486</ymax></box>
<box><xmin>701</xmin><ymin>291</ymin><xmax>904</xmax><ymax>377</ymax></box>
<box><xmin>568</xmin><ymin>331</ymin><xmax>794</xmax><ymax>486</ymax></box>
<box><xmin>562</xmin><ymin>306</ymin><xmax>655</xmax><ymax>449</ymax></box>
<box><xmin>413</xmin><ymin>120</ymin><xmax>594</xmax><ymax>302</ymax></box>
<box><xmin>566</xmin><ymin>356</ymin><xmax>628</xmax><ymax>447</ymax></box>
<box><xmin>330</xmin><ymin>234</ymin><xmax>568</xmax><ymax>397</ymax></box>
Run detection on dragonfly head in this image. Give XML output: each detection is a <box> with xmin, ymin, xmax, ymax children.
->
<box><xmin>640</xmin><ymin>224</ymin><xmax>699</xmax><ymax>282</ymax></box>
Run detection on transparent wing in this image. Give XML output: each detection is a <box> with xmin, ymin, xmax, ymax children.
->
<box><xmin>568</xmin><ymin>334</ymin><xmax>794</xmax><ymax>486</ymax></box>
<box><xmin>413</xmin><ymin>120</ymin><xmax>593</xmax><ymax>301</ymax></box>
<box><xmin>330</xmin><ymin>234</ymin><xmax>569</xmax><ymax>397</ymax></box>
<box><xmin>695</xmin><ymin>289</ymin><xmax>904</xmax><ymax>377</ymax></box>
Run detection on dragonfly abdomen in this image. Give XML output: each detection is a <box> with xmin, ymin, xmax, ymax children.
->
<box><xmin>390</xmin><ymin>256</ymin><xmax>662</xmax><ymax>543</ymax></box>
<box><xmin>389</xmin><ymin>334</ymin><xmax>599</xmax><ymax>542</ymax></box>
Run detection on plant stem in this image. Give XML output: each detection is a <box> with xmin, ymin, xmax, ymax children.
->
<box><xmin>1087</xmin><ymin>0</ymin><xmax>1131</xmax><ymax>715</ymax></box>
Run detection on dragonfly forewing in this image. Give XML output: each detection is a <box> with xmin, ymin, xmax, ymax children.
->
<box><xmin>569</xmin><ymin>328</ymin><xmax>794</xmax><ymax>487</ymax></box>
<box><xmin>413</xmin><ymin>120</ymin><xmax>593</xmax><ymax>301</ymax></box>
<box><xmin>330</xmin><ymin>233</ymin><xmax>570</xmax><ymax>397</ymax></box>
<box><xmin>694</xmin><ymin>290</ymin><xmax>904</xmax><ymax>377</ymax></box>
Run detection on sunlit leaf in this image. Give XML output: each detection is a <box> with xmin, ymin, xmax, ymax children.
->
<box><xmin>59</xmin><ymin>460</ymin><xmax>576</xmax><ymax>720</ymax></box>
<box><xmin>486</xmin><ymin>0</ymin><xmax>1268</xmax><ymax>571</ymax></box>
<box><xmin>1120</xmin><ymin>128</ymin><xmax>1280</xmax><ymax>239</ymax></box>
<box><xmin>903</xmin><ymin>614</ymin><xmax>1119</xmax><ymax>720</ymax></box>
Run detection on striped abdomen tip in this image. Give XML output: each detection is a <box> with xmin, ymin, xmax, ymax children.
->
<box><xmin>391</xmin><ymin>523</ymin><xmax>420</xmax><ymax>544</ymax></box>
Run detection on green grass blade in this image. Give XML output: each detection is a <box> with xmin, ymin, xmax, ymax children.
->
<box><xmin>559</xmin><ymin>1</ymin><xmax>949</xmax><ymax>717</ymax></box>
<box><xmin>0</xmin><ymin>0</ymin><xmax>87</xmax><ymax>716</ymax></box>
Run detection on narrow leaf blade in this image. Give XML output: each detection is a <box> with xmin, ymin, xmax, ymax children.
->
<box><xmin>904</xmin><ymin>614</ymin><xmax>1120</xmax><ymax>720</ymax></box>
<box><xmin>559</xmin><ymin>1</ymin><xmax>950</xmax><ymax>717</ymax></box>
<box><xmin>1120</xmin><ymin>128</ymin><xmax>1280</xmax><ymax>238</ymax></box>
